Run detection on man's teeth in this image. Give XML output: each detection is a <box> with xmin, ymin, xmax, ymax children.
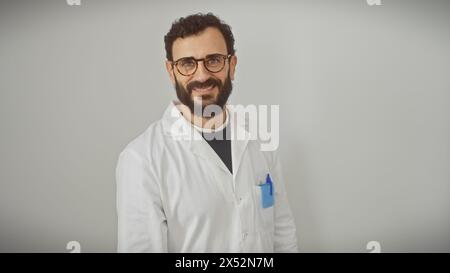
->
<box><xmin>194</xmin><ymin>86</ymin><xmax>213</xmax><ymax>91</ymax></box>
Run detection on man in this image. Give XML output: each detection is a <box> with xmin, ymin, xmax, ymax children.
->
<box><xmin>116</xmin><ymin>13</ymin><xmax>298</xmax><ymax>252</ymax></box>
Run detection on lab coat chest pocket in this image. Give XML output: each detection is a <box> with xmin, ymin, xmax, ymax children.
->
<box><xmin>254</xmin><ymin>184</ymin><xmax>275</xmax><ymax>233</ymax></box>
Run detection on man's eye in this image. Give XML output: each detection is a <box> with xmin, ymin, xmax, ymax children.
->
<box><xmin>180</xmin><ymin>59</ymin><xmax>195</xmax><ymax>68</ymax></box>
<box><xmin>206</xmin><ymin>57</ymin><xmax>221</xmax><ymax>66</ymax></box>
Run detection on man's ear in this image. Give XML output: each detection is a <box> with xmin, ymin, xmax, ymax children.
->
<box><xmin>229</xmin><ymin>55</ymin><xmax>237</xmax><ymax>81</ymax></box>
<box><xmin>165</xmin><ymin>60</ymin><xmax>176</xmax><ymax>85</ymax></box>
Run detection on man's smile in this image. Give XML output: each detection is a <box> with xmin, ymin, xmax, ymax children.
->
<box><xmin>192</xmin><ymin>85</ymin><xmax>216</xmax><ymax>94</ymax></box>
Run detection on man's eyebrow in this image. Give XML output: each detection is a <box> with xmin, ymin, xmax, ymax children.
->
<box><xmin>205</xmin><ymin>52</ymin><xmax>226</xmax><ymax>57</ymax></box>
<box><xmin>173</xmin><ymin>56</ymin><xmax>194</xmax><ymax>62</ymax></box>
<box><xmin>174</xmin><ymin>53</ymin><xmax>226</xmax><ymax>62</ymax></box>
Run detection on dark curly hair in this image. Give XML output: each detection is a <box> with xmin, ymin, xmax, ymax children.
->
<box><xmin>164</xmin><ymin>13</ymin><xmax>235</xmax><ymax>61</ymax></box>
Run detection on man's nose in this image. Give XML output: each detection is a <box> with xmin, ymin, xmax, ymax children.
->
<box><xmin>192</xmin><ymin>61</ymin><xmax>211</xmax><ymax>82</ymax></box>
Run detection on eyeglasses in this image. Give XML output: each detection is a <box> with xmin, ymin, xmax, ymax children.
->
<box><xmin>172</xmin><ymin>54</ymin><xmax>231</xmax><ymax>76</ymax></box>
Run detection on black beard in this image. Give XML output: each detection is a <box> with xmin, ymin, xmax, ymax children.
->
<box><xmin>174</xmin><ymin>69</ymin><xmax>233</xmax><ymax>116</ymax></box>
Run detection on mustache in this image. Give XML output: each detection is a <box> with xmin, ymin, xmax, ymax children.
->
<box><xmin>186</xmin><ymin>78</ymin><xmax>222</xmax><ymax>93</ymax></box>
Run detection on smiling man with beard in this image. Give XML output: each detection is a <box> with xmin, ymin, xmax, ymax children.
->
<box><xmin>116</xmin><ymin>13</ymin><xmax>298</xmax><ymax>253</ymax></box>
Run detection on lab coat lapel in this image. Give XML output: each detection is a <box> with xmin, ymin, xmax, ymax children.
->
<box><xmin>162</xmin><ymin>101</ymin><xmax>251</xmax><ymax>177</ymax></box>
<box><xmin>229</xmin><ymin>106</ymin><xmax>250</xmax><ymax>180</ymax></box>
<box><xmin>162</xmin><ymin>101</ymin><xmax>230</xmax><ymax>174</ymax></box>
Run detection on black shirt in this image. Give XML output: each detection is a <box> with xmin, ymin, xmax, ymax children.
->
<box><xmin>201</xmin><ymin>125</ymin><xmax>233</xmax><ymax>174</ymax></box>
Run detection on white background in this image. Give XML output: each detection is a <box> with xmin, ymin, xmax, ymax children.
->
<box><xmin>0</xmin><ymin>0</ymin><xmax>449</xmax><ymax>252</ymax></box>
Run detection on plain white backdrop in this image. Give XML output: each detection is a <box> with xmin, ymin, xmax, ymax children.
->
<box><xmin>0</xmin><ymin>0</ymin><xmax>449</xmax><ymax>252</ymax></box>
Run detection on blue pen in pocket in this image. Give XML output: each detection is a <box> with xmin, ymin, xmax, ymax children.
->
<box><xmin>259</xmin><ymin>173</ymin><xmax>274</xmax><ymax>208</ymax></box>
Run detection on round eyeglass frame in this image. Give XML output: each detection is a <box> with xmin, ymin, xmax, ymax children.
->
<box><xmin>172</xmin><ymin>54</ymin><xmax>232</xmax><ymax>76</ymax></box>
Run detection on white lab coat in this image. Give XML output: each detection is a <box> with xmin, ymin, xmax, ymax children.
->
<box><xmin>116</xmin><ymin>101</ymin><xmax>298</xmax><ymax>252</ymax></box>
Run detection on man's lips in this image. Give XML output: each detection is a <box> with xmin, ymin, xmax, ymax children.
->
<box><xmin>192</xmin><ymin>85</ymin><xmax>215</xmax><ymax>93</ymax></box>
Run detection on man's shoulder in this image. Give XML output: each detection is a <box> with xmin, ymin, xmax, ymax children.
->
<box><xmin>119</xmin><ymin>119</ymin><xmax>165</xmax><ymax>162</ymax></box>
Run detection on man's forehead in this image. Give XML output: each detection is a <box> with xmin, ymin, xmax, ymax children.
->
<box><xmin>172</xmin><ymin>27</ymin><xmax>228</xmax><ymax>60</ymax></box>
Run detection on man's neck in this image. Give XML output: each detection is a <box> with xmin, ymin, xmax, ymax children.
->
<box><xmin>177</xmin><ymin>103</ymin><xmax>227</xmax><ymax>130</ymax></box>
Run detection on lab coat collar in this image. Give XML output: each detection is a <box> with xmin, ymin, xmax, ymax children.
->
<box><xmin>161</xmin><ymin>101</ymin><xmax>251</xmax><ymax>178</ymax></box>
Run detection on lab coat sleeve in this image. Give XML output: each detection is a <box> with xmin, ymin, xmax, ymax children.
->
<box><xmin>116</xmin><ymin>149</ymin><xmax>168</xmax><ymax>252</ymax></box>
<box><xmin>271</xmin><ymin>150</ymin><xmax>299</xmax><ymax>252</ymax></box>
